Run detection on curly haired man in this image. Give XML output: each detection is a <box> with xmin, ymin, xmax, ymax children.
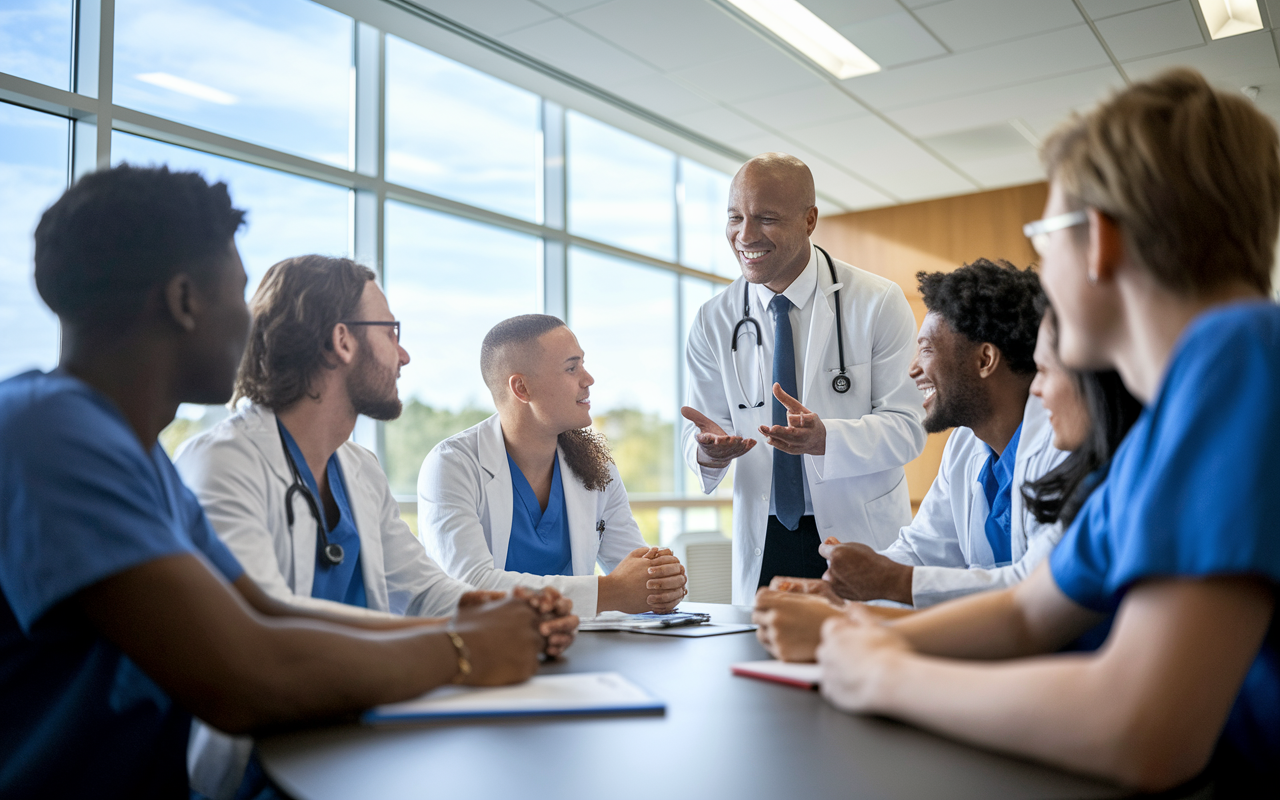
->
<box><xmin>419</xmin><ymin>314</ymin><xmax>687</xmax><ymax>617</ymax></box>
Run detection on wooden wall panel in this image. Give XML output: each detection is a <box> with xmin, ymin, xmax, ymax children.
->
<box><xmin>811</xmin><ymin>182</ymin><xmax>1048</xmax><ymax>508</ymax></box>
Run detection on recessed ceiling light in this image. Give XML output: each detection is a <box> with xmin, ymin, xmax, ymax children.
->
<box><xmin>1197</xmin><ymin>0</ymin><xmax>1264</xmax><ymax>40</ymax></box>
<box><xmin>723</xmin><ymin>0</ymin><xmax>880</xmax><ymax>80</ymax></box>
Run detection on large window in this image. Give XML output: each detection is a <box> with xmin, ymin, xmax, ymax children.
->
<box><xmin>386</xmin><ymin>36</ymin><xmax>541</xmax><ymax>222</ymax></box>
<box><xmin>382</xmin><ymin>202</ymin><xmax>540</xmax><ymax>495</ymax></box>
<box><xmin>0</xmin><ymin>0</ymin><xmax>74</xmax><ymax>91</ymax></box>
<box><xmin>0</xmin><ymin>103</ymin><xmax>66</xmax><ymax>378</ymax></box>
<box><xmin>1</xmin><ymin>0</ymin><xmax>735</xmax><ymax>541</ymax></box>
<box><xmin>567</xmin><ymin>112</ymin><xmax>676</xmax><ymax>262</ymax></box>
<box><xmin>113</xmin><ymin>0</ymin><xmax>352</xmax><ymax>166</ymax></box>
<box><xmin>680</xmin><ymin>158</ymin><xmax>738</xmax><ymax>279</ymax></box>
<box><xmin>569</xmin><ymin>248</ymin><xmax>677</xmax><ymax>541</ymax></box>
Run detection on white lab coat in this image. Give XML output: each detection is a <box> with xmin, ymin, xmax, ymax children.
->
<box><xmin>683</xmin><ymin>245</ymin><xmax>927</xmax><ymax>604</ymax></box>
<box><xmin>881</xmin><ymin>394</ymin><xmax>1068</xmax><ymax>607</ymax></box>
<box><xmin>418</xmin><ymin>413</ymin><xmax>648</xmax><ymax>617</ymax></box>
<box><xmin>174</xmin><ymin>403</ymin><xmax>471</xmax><ymax>800</ymax></box>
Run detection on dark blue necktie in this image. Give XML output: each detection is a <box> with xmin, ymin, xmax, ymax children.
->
<box><xmin>770</xmin><ymin>294</ymin><xmax>804</xmax><ymax>530</ymax></box>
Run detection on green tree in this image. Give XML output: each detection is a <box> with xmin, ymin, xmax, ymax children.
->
<box><xmin>384</xmin><ymin>400</ymin><xmax>492</xmax><ymax>494</ymax></box>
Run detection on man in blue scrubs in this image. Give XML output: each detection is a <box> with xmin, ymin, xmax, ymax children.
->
<box><xmin>420</xmin><ymin>315</ymin><xmax>689</xmax><ymax>617</ymax></box>
<box><xmin>0</xmin><ymin>165</ymin><xmax>559</xmax><ymax>797</ymax></box>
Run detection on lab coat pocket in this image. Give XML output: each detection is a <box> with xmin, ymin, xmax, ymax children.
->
<box><xmin>863</xmin><ymin>475</ymin><xmax>910</xmax><ymax>550</ymax></box>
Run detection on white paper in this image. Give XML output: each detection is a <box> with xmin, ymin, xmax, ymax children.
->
<box><xmin>365</xmin><ymin>672</ymin><xmax>663</xmax><ymax>722</ymax></box>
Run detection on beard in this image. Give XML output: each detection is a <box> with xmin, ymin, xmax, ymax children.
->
<box><xmin>347</xmin><ymin>349</ymin><xmax>402</xmax><ymax>421</ymax></box>
<box><xmin>923</xmin><ymin>371</ymin><xmax>987</xmax><ymax>434</ymax></box>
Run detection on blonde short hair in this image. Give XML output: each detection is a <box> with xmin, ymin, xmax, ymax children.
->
<box><xmin>1042</xmin><ymin>68</ymin><xmax>1279</xmax><ymax>296</ymax></box>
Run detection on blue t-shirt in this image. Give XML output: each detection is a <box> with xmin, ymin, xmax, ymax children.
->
<box><xmin>504</xmin><ymin>454</ymin><xmax>572</xmax><ymax>576</ymax></box>
<box><xmin>978</xmin><ymin>422</ymin><xmax>1022</xmax><ymax>566</ymax></box>
<box><xmin>277</xmin><ymin>421</ymin><xmax>367</xmax><ymax>607</ymax></box>
<box><xmin>1050</xmin><ymin>302</ymin><xmax>1280</xmax><ymax>782</ymax></box>
<box><xmin>0</xmin><ymin>370</ymin><xmax>245</xmax><ymax>797</ymax></box>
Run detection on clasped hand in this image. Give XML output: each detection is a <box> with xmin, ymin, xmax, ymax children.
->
<box><xmin>458</xmin><ymin>586</ymin><xmax>578</xmax><ymax>659</ymax></box>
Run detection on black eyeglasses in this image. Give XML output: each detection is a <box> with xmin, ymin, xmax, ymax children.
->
<box><xmin>341</xmin><ymin>320</ymin><xmax>401</xmax><ymax>343</ymax></box>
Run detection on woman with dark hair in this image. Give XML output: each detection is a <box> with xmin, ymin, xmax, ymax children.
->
<box><xmin>1021</xmin><ymin>304</ymin><xmax>1142</xmax><ymax>529</ymax></box>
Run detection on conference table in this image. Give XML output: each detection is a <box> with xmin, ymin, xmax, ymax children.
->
<box><xmin>258</xmin><ymin>603</ymin><xmax>1128</xmax><ymax>800</ymax></box>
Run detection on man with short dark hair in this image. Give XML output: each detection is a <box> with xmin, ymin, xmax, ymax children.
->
<box><xmin>420</xmin><ymin>314</ymin><xmax>688</xmax><ymax>617</ymax></box>
<box><xmin>0</xmin><ymin>165</ymin><xmax>562</xmax><ymax>798</ymax></box>
<box><xmin>767</xmin><ymin>259</ymin><xmax>1066</xmax><ymax>611</ymax></box>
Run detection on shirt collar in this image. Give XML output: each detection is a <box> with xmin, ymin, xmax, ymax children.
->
<box><xmin>752</xmin><ymin>244</ymin><xmax>818</xmax><ymax>315</ymax></box>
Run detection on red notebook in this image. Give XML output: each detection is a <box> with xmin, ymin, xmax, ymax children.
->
<box><xmin>730</xmin><ymin>660</ymin><xmax>821</xmax><ymax>689</ymax></box>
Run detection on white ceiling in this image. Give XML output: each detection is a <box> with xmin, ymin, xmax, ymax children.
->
<box><xmin>406</xmin><ymin>0</ymin><xmax>1280</xmax><ymax>211</ymax></box>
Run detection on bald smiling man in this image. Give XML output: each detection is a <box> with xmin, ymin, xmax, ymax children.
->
<box><xmin>682</xmin><ymin>153</ymin><xmax>926</xmax><ymax>603</ymax></box>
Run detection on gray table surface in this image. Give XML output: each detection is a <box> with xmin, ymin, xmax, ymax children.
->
<box><xmin>258</xmin><ymin>603</ymin><xmax>1129</xmax><ymax>800</ymax></box>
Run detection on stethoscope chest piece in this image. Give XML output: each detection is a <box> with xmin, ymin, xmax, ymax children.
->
<box><xmin>832</xmin><ymin>373</ymin><xmax>851</xmax><ymax>393</ymax></box>
<box><xmin>322</xmin><ymin>542</ymin><xmax>345</xmax><ymax>566</ymax></box>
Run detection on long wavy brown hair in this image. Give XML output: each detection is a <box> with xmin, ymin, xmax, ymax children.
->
<box><xmin>558</xmin><ymin>427</ymin><xmax>614</xmax><ymax>492</ymax></box>
<box><xmin>232</xmin><ymin>255</ymin><xmax>375</xmax><ymax>410</ymax></box>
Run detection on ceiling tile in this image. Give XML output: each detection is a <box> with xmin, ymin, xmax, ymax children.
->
<box><xmin>732</xmin><ymin>84</ymin><xmax>870</xmax><ymax>128</ymax></box>
<box><xmin>499</xmin><ymin>18</ymin><xmax>657</xmax><ymax>84</ymax></box>
<box><xmin>952</xmin><ymin>151</ymin><xmax>1045</xmax><ymax>192</ymax></box>
<box><xmin>1096</xmin><ymin>1</ymin><xmax>1205</xmax><ymax>62</ymax></box>
<box><xmin>838</xmin><ymin>12</ymin><xmax>948</xmax><ymax>68</ymax></box>
<box><xmin>600</xmin><ymin>73</ymin><xmax>715</xmax><ymax>117</ymax></box>
<box><xmin>885</xmin><ymin>66</ymin><xmax>1123</xmax><ymax>138</ymax></box>
<box><xmin>671</xmin><ymin>106</ymin><xmax>770</xmax><ymax>143</ymax></box>
<box><xmin>408</xmin><ymin>0</ymin><xmax>555</xmax><ymax>37</ymax></box>
<box><xmin>668</xmin><ymin>45</ymin><xmax>826</xmax><ymax>104</ymax></box>
<box><xmin>920</xmin><ymin>121</ymin><xmax>1035</xmax><ymax>162</ymax></box>
<box><xmin>913</xmin><ymin>0</ymin><xmax>1085</xmax><ymax>52</ymax></box>
<box><xmin>568</xmin><ymin>0</ymin><xmax>765</xmax><ymax>72</ymax></box>
<box><xmin>796</xmin><ymin>0</ymin><xmax>903</xmax><ymax>28</ymax></box>
<box><xmin>1078</xmin><ymin>0</ymin><xmax>1171</xmax><ymax>19</ymax></box>
<box><xmin>844</xmin><ymin>25</ymin><xmax>1109</xmax><ymax>110</ymax></box>
<box><xmin>1122</xmin><ymin>28</ymin><xmax>1280</xmax><ymax>85</ymax></box>
<box><xmin>532</xmin><ymin>0</ymin><xmax>610</xmax><ymax>12</ymax></box>
<box><xmin>787</xmin><ymin>114</ymin><xmax>977</xmax><ymax>200</ymax></box>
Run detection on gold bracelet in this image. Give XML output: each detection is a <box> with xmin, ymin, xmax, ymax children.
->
<box><xmin>446</xmin><ymin>630</ymin><xmax>471</xmax><ymax>684</ymax></box>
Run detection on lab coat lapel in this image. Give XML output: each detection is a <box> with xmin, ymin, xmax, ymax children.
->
<box><xmin>477</xmin><ymin>415</ymin><xmax>514</xmax><ymax>570</ymax></box>
<box><xmin>239</xmin><ymin>404</ymin><xmax>316</xmax><ymax>595</ymax></box>
<box><xmin>334</xmin><ymin>446</ymin><xmax>389</xmax><ymax>612</ymax></box>
<box><xmin>559</xmin><ymin>448</ymin><xmax>598</xmax><ymax>575</ymax></box>
<box><xmin>803</xmin><ymin>255</ymin><xmax>837</xmax><ymax>405</ymax></box>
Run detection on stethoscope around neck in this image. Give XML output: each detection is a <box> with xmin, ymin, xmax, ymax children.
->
<box><xmin>277</xmin><ymin>423</ymin><xmax>345</xmax><ymax>567</ymax></box>
<box><xmin>731</xmin><ymin>244</ymin><xmax>851</xmax><ymax>410</ymax></box>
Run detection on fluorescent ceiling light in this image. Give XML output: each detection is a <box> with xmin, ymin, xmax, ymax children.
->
<box><xmin>1197</xmin><ymin>0</ymin><xmax>1264</xmax><ymax>40</ymax></box>
<box><xmin>135</xmin><ymin>73</ymin><xmax>239</xmax><ymax>105</ymax></box>
<box><xmin>724</xmin><ymin>0</ymin><xmax>880</xmax><ymax>80</ymax></box>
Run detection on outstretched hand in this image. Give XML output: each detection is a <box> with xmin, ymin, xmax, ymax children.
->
<box><xmin>682</xmin><ymin>406</ymin><xmax>757</xmax><ymax>468</ymax></box>
<box><xmin>758</xmin><ymin>384</ymin><xmax>826</xmax><ymax>456</ymax></box>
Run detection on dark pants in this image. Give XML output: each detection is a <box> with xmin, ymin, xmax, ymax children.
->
<box><xmin>757</xmin><ymin>515</ymin><xmax>828</xmax><ymax>588</ymax></box>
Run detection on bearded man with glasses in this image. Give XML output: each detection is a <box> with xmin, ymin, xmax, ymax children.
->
<box><xmin>174</xmin><ymin>254</ymin><xmax>577</xmax><ymax>799</ymax></box>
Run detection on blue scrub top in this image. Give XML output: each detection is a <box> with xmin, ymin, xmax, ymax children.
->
<box><xmin>277</xmin><ymin>421</ymin><xmax>367</xmax><ymax>607</ymax></box>
<box><xmin>1050</xmin><ymin>302</ymin><xmax>1280</xmax><ymax>785</ymax></box>
<box><xmin>0</xmin><ymin>370</ymin><xmax>245</xmax><ymax>797</ymax></box>
<box><xmin>977</xmin><ymin>422</ymin><xmax>1022</xmax><ymax>566</ymax></box>
<box><xmin>504</xmin><ymin>453</ymin><xmax>573</xmax><ymax>576</ymax></box>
